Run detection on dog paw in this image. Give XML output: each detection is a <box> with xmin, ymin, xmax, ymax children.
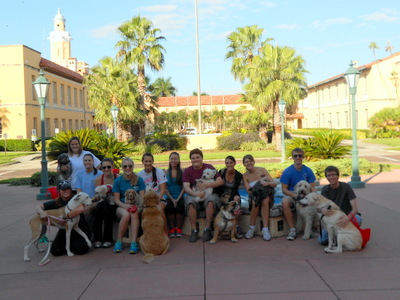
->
<box><xmin>24</xmin><ymin>257</ymin><xmax>31</xmax><ymax>262</ymax></box>
<box><xmin>67</xmin><ymin>252</ymin><xmax>74</xmax><ymax>257</ymax></box>
<box><xmin>302</xmin><ymin>236</ymin><xmax>310</xmax><ymax>240</ymax></box>
<box><xmin>209</xmin><ymin>240</ymin><xmax>217</xmax><ymax>244</ymax></box>
<box><xmin>231</xmin><ymin>238</ymin><xmax>238</xmax><ymax>243</ymax></box>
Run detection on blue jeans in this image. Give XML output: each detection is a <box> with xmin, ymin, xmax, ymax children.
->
<box><xmin>318</xmin><ymin>214</ymin><xmax>362</xmax><ymax>244</ymax></box>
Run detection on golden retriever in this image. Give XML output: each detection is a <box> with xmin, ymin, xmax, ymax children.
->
<box><xmin>139</xmin><ymin>189</ymin><xmax>169</xmax><ymax>263</ymax></box>
<box><xmin>294</xmin><ymin>180</ymin><xmax>319</xmax><ymax>239</ymax></box>
<box><xmin>210</xmin><ymin>201</ymin><xmax>242</xmax><ymax>244</ymax></box>
<box><xmin>300</xmin><ymin>193</ymin><xmax>363</xmax><ymax>253</ymax></box>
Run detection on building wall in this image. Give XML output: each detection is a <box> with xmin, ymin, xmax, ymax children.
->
<box><xmin>0</xmin><ymin>45</ymin><xmax>93</xmax><ymax>139</ymax></box>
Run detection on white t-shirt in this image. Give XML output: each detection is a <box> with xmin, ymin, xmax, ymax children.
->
<box><xmin>138</xmin><ymin>167</ymin><xmax>167</xmax><ymax>195</ymax></box>
<box><xmin>68</xmin><ymin>150</ymin><xmax>101</xmax><ymax>190</ymax></box>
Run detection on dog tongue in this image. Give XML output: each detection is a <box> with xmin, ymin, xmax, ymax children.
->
<box><xmin>234</xmin><ymin>209</ymin><xmax>242</xmax><ymax>215</ymax></box>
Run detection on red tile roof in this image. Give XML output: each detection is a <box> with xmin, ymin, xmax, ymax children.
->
<box><xmin>39</xmin><ymin>58</ymin><xmax>84</xmax><ymax>83</ymax></box>
<box><xmin>158</xmin><ymin>94</ymin><xmax>244</xmax><ymax>107</ymax></box>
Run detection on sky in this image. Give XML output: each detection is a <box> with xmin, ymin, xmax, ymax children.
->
<box><xmin>1</xmin><ymin>0</ymin><xmax>400</xmax><ymax>96</ymax></box>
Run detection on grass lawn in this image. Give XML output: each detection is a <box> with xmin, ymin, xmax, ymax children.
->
<box><xmin>0</xmin><ymin>152</ymin><xmax>34</xmax><ymax>164</ymax></box>
<box><xmin>363</xmin><ymin>138</ymin><xmax>400</xmax><ymax>151</ymax></box>
<box><xmin>131</xmin><ymin>149</ymin><xmax>280</xmax><ymax>163</ymax></box>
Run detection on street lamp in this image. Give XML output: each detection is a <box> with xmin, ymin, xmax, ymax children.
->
<box><xmin>278</xmin><ymin>99</ymin><xmax>286</xmax><ymax>162</ymax></box>
<box><xmin>111</xmin><ymin>104</ymin><xmax>119</xmax><ymax>138</ymax></box>
<box><xmin>344</xmin><ymin>61</ymin><xmax>365</xmax><ymax>188</ymax></box>
<box><xmin>33</xmin><ymin>70</ymin><xmax>51</xmax><ymax>200</ymax></box>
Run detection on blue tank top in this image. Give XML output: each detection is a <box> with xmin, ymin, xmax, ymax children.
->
<box><xmin>167</xmin><ymin>176</ymin><xmax>182</xmax><ymax>199</ymax></box>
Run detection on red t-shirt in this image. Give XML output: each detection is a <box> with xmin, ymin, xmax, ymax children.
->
<box><xmin>182</xmin><ymin>163</ymin><xmax>221</xmax><ymax>187</ymax></box>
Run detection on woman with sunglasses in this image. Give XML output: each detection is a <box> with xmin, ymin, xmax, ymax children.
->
<box><xmin>242</xmin><ymin>154</ymin><xmax>276</xmax><ymax>241</ymax></box>
<box><xmin>112</xmin><ymin>157</ymin><xmax>145</xmax><ymax>254</ymax></box>
<box><xmin>92</xmin><ymin>158</ymin><xmax>119</xmax><ymax>249</ymax></box>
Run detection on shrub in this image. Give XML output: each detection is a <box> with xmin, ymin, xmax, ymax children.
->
<box><xmin>9</xmin><ymin>177</ymin><xmax>32</xmax><ymax>186</ymax></box>
<box><xmin>369</xmin><ymin>107</ymin><xmax>400</xmax><ymax>138</ymax></box>
<box><xmin>30</xmin><ymin>171</ymin><xmax>58</xmax><ymax>187</ymax></box>
<box><xmin>146</xmin><ymin>134</ymin><xmax>186</xmax><ymax>151</ymax></box>
<box><xmin>0</xmin><ymin>139</ymin><xmax>34</xmax><ymax>151</ymax></box>
<box><xmin>240</xmin><ymin>140</ymin><xmax>276</xmax><ymax>151</ymax></box>
<box><xmin>217</xmin><ymin>132</ymin><xmax>260</xmax><ymax>150</ymax></box>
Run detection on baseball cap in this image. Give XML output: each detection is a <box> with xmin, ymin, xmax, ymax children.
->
<box><xmin>58</xmin><ymin>180</ymin><xmax>72</xmax><ymax>190</ymax></box>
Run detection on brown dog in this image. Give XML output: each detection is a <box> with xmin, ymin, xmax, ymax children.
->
<box><xmin>210</xmin><ymin>201</ymin><xmax>242</xmax><ymax>244</ymax></box>
<box><xmin>139</xmin><ymin>189</ymin><xmax>169</xmax><ymax>263</ymax></box>
<box><xmin>124</xmin><ymin>189</ymin><xmax>143</xmax><ymax>213</ymax></box>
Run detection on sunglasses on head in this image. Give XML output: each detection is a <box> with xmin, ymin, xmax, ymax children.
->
<box><xmin>123</xmin><ymin>165</ymin><xmax>133</xmax><ymax>169</ymax></box>
<box><xmin>102</xmin><ymin>165</ymin><xmax>112</xmax><ymax>169</ymax></box>
<box><xmin>293</xmin><ymin>154</ymin><xmax>303</xmax><ymax>158</ymax></box>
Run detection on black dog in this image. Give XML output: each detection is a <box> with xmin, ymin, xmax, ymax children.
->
<box><xmin>248</xmin><ymin>181</ymin><xmax>275</xmax><ymax>211</ymax></box>
<box><xmin>57</xmin><ymin>153</ymin><xmax>72</xmax><ymax>183</ymax></box>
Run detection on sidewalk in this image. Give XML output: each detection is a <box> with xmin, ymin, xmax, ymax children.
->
<box><xmin>0</xmin><ymin>169</ymin><xmax>399</xmax><ymax>299</ymax></box>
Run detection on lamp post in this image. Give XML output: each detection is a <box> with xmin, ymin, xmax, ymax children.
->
<box><xmin>278</xmin><ymin>99</ymin><xmax>286</xmax><ymax>163</ymax></box>
<box><xmin>111</xmin><ymin>105</ymin><xmax>119</xmax><ymax>138</ymax></box>
<box><xmin>344</xmin><ymin>62</ymin><xmax>365</xmax><ymax>188</ymax></box>
<box><xmin>33</xmin><ymin>70</ymin><xmax>51</xmax><ymax>200</ymax></box>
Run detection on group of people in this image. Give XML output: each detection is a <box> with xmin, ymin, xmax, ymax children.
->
<box><xmin>37</xmin><ymin>137</ymin><xmax>363</xmax><ymax>257</ymax></box>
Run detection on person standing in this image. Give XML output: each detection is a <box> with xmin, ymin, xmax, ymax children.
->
<box><xmin>75</xmin><ymin>153</ymin><xmax>102</xmax><ymax>198</ymax></box>
<box><xmin>183</xmin><ymin>149</ymin><xmax>223</xmax><ymax>243</ymax></box>
<box><xmin>280</xmin><ymin>148</ymin><xmax>316</xmax><ymax>241</ymax></box>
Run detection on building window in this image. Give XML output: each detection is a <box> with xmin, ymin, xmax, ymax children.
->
<box><xmin>67</xmin><ymin>86</ymin><xmax>71</xmax><ymax>106</ymax></box>
<box><xmin>54</xmin><ymin>119</ymin><xmax>59</xmax><ymax>134</ymax></box>
<box><xmin>60</xmin><ymin>84</ymin><xmax>65</xmax><ymax>105</ymax></box>
<box><xmin>0</xmin><ymin>118</ymin><xmax>2</xmax><ymax>138</ymax></box>
<box><xmin>75</xmin><ymin>119</ymin><xmax>78</xmax><ymax>130</ymax></box>
<box><xmin>79</xmin><ymin>90</ymin><xmax>83</xmax><ymax>108</ymax></box>
<box><xmin>344</xmin><ymin>111</ymin><xmax>348</xmax><ymax>128</ymax></box>
<box><xmin>32</xmin><ymin>75</ymin><xmax>37</xmax><ymax>100</ymax></box>
<box><xmin>61</xmin><ymin>119</ymin><xmax>66</xmax><ymax>131</ymax></box>
<box><xmin>336</xmin><ymin>112</ymin><xmax>340</xmax><ymax>128</ymax></box>
<box><xmin>52</xmin><ymin>82</ymin><xmax>58</xmax><ymax>105</ymax></box>
<box><xmin>68</xmin><ymin>119</ymin><xmax>73</xmax><ymax>130</ymax></box>
<box><xmin>80</xmin><ymin>120</ymin><xmax>84</xmax><ymax>129</ymax></box>
<box><xmin>45</xmin><ymin>118</ymin><xmax>50</xmax><ymax>137</ymax></box>
<box><xmin>73</xmin><ymin>88</ymin><xmax>77</xmax><ymax>107</ymax></box>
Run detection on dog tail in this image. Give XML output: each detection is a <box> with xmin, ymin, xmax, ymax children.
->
<box><xmin>143</xmin><ymin>253</ymin><xmax>155</xmax><ymax>263</ymax></box>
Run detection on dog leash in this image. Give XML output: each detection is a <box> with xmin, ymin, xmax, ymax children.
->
<box><xmin>38</xmin><ymin>215</ymin><xmax>66</xmax><ymax>267</ymax></box>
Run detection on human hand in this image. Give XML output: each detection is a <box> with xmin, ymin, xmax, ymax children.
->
<box><xmin>337</xmin><ymin>215</ymin><xmax>349</xmax><ymax>228</ymax></box>
<box><xmin>196</xmin><ymin>181</ymin><xmax>206</xmax><ymax>190</ymax></box>
<box><xmin>197</xmin><ymin>191</ymin><xmax>206</xmax><ymax>199</ymax></box>
<box><xmin>321</xmin><ymin>207</ymin><xmax>334</xmax><ymax>216</ymax></box>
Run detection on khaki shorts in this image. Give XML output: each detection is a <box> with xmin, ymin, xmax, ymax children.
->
<box><xmin>184</xmin><ymin>193</ymin><xmax>221</xmax><ymax>215</ymax></box>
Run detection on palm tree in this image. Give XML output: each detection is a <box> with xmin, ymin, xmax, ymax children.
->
<box><xmin>150</xmin><ymin>77</ymin><xmax>177</xmax><ymax>97</ymax></box>
<box><xmin>385</xmin><ymin>40</ymin><xmax>394</xmax><ymax>55</ymax></box>
<box><xmin>192</xmin><ymin>91</ymin><xmax>209</xmax><ymax>96</ymax></box>
<box><xmin>115</xmin><ymin>15</ymin><xmax>166</xmax><ymax>138</ymax></box>
<box><xmin>85</xmin><ymin>56</ymin><xmax>141</xmax><ymax>141</ymax></box>
<box><xmin>241</xmin><ymin>44</ymin><xmax>308</xmax><ymax>149</ymax></box>
<box><xmin>226</xmin><ymin>25</ymin><xmax>273</xmax><ymax>82</ymax></box>
<box><xmin>369</xmin><ymin>42</ymin><xmax>379</xmax><ymax>59</ymax></box>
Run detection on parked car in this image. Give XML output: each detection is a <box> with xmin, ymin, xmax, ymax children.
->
<box><xmin>182</xmin><ymin>128</ymin><xmax>198</xmax><ymax>135</ymax></box>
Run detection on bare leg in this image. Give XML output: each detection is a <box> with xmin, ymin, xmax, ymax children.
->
<box><xmin>188</xmin><ymin>204</ymin><xmax>197</xmax><ymax>230</ymax></box>
<box><xmin>205</xmin><ymin>201</ymin><xmax>215</xmax><ymax>229</ymax></box>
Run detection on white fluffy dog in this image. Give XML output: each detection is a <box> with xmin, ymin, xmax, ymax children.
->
<box><xmin>193</xmin><ymin>168</ymin><xmax>216</xmax><ymax>202</ymax></box>
<box><xmin>294</xmin><ymin>180</ymin><xmax>320</xmax><ymax>240</ymax></box>
<box><xmin>300</xmin><ymin>193</ymin><xmax>363</xmax><ymax>253</ymax></box>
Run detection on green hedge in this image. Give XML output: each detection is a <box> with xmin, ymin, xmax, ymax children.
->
<box><xmin>0</xmin><ymin>139</ymin><xmax>34</xmax><ymax>151</ymax></box>
<box><xmin>290</xmin><ymin>128</ymin><xmax>370</xmax><ymax>139</ymax></box>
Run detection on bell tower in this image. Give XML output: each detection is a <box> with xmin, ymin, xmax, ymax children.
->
<box><xmin>49</xmin><ymin>9</ymin><xmax>72</xmax><ymax>66</ymax></box>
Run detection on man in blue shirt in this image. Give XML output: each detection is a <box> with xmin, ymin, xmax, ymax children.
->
<box><xmin>280</xmin><ymin>148</ymin><xmax>316</xmax><ymax>240</ymax></box>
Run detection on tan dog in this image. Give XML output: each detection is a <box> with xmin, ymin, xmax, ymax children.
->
<box><xmin>210</xmin><ymin>201</ymin><xmax>242</xmax><ymax>244</ymax></box>
<box><xmin>193</xmin><ymin>168</ymin><xmax>216</xmax><ymax>202</ymax></box>
<box><xmin>300</xmin><ymin>193</ymin><xmax>363</xmax><ymax>253</ymax></box>
<box><xmin>139</xmin><ymin>189</ymin><xmax>169</xmax><ymax>263</ymax></box>
<box><xmin>124</xmin><ymin>189</ymin><xmax>143</xmax><ymax>213</ymax></box>
<box><xmin>24</xmin><ymin>192</ymin><xmax>93</xmax><ymax>262</ymax></box>
<box><xmin>294</xmin><ymin>180</ymin><xmax>319</xmax><ymax>240</ymax></box>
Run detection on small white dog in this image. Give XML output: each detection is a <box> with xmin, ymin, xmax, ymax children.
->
<box><xmin>24</xmin><ymin>192</ymin><xmax>93</xmax><ymax>262</ymax></box>
<box><xmin>193</xmin><ymin>168</ymin><xmax>216</xmax><ymax>202</ymax></box>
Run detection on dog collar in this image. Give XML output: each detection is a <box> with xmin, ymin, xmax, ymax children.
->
<box><xmin>219</xmin><ymin>210</ymin><xmax>235</xmax><ymax>221</ymax></box>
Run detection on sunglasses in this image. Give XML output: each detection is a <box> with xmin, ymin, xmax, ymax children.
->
<box><xmin>123</xmin><ymin>165</ymin><xmax>133</xmax><ymax>169</ymax></box>
<box><xmin>102</xmin><ymin>165</ymin><xmax>112</xmax><ymax>169</ymax></box>
<box><xmin>293</xmin><ymin>154</ymin><xmax>304</xmax><ymax>158</ymax></box>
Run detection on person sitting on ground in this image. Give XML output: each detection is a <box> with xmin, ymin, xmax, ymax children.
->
<box><xmin>183</xmin><ymin>148</ymin><xmax>223</xmax><ymax>243</ymax></box>
<box><xmin>280</xmin><ymin>147</ymin><xmax>316</xmax><ymax>241</ymax></box>
<box><xmin>318</xmin><ymin>165</ymin><xmax>363</xmax><ymax>245</ymax></box>
<box><xmin>217</xmin><ymin>155</ymin><xmax>244</xmax><ymax>238</ymax></box>
<box><xmin>242</xmin><ymin>154</ymin><xmax>276</xmax><ymax>241</ymax></box>
<box><xmin>36</xmin><ymin>180</ymin><xmax>91</xmax><ymax>256</ymax></box>
<box><xmin>164</xmin><ymin>152</ymin><xmax>185</xmax><ymax>238</ymax></box>
<box><xmin>112</xmin><ymin>157</ymin><xmax>145</xmax><ymax>254</ymax></box>
<box><xmin>92</xmin><ymin>158</ymin><xmax>119</xmax><ymax>249</ymax></box>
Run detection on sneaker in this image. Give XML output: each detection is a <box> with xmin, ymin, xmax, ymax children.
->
<box><xmin>94</xmin><ymin>241</ymin><xmax>102</xmax><ymax>248</ymax></box>
<box><xmin>245</xmin><ymin>226</ymin><xmax>255</xmax><ymax>239</ymax></box>
<box><xmin>102</xmin><ymin>242</ymin><xmax>113</xmax><ymax>248</ymax></box>
<box><xmin>39</xmin><ymin>235</ymin><xmax>49</xmax><ymax>243</ymax></box>
<box><xmin>114</xmin><ymin>241</ymin><xmax>123</xmax><ymax>253</ymax></box>
<box><xmin>203</xmin><ymin>228</ymin><xmax>212</xmax><ymax>242</ymax></box>
<box><xmin>189</xmin><ymin>229</ymin><xmax>198</xmax><ymax>243</ymax></box>
<box><xmin>287</xmin><ymin>229</ymin><xmax>297</xmax><ymax>241</ymax></box>
<box><xmin>129</xmin><ymin>242</ymin><xmax>139</xmax><ymax>254</ymax></box>
<box><xmin>236</xmin><ymin>225</ymin><xmax>244</xmax><ymax>239</ymax></box>
<box><xmin>169</xmin><ymin>228</ymin><xmax>176</xmax><ymax>238</ymax></box>
<box><xmin>262</xmin><ymin>227</ymin><xmax>272</xmax><ymax>241</ymax></box>
<box><xmin>175</xmin><ymin>228</ymin><xmax>183</xmax><ymax>238</ymax></box>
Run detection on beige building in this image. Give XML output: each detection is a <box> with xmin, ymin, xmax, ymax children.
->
<box><xmin>295</xmin><ymin>53</ymin><xmax>400</xmax><ymax>130</ymax></box>
<box><xmin>0</xmin><ymin>10</ymin><xmax>94</xmax><ymax>140</ymax></box>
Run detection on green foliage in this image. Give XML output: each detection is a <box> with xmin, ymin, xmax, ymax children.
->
<box><xmin>290</xmin><ymin>128</ymin><xmax>369</xmax><ymax>139</ymax></box>
<box><xmin>217</xmin><ymin>132</ymin><xmax>261</xmax><ymax>150</ymax></box>
<box><xmin>0</xmin><ymin>139</ymin><xmax>34</xmax><ymax>151</ymax></box>
<box><xmin>30</xmin><ymin>171</ymin><xmax>58</xmax><ymax>187</ymax></box>
<box><xmin>368</xmin><ymin>107</ymin><xmax>400</xmax><ymax>138</ymax></box>
<box><xmin>146</xmin><ymin>134</ymin><xmax>186</xmax><ymax>151</ymax></box>
<box><xmin>8</xmin><ymin>177</ymin><xmax>32</xmax><ymax>186</ymax></box>
<box><xmin>240</xmin><ymin>140</ymin><xmax>276</xmax><ymax>151</ymax></box>
<box><xmin>285</xmin><ymin>131</ymin><xmax>350</xmax><ymax>160</ymax></box>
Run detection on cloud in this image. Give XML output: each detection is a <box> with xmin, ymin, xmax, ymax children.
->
<box><xmin>137</xmin><ymin>5</ymin><xmax>178</xmax><ymax>13</ymax></box>
<box><xmin>90</xmin><ymin>24</ymin><xmax>119</xmax><ymax>39</ymax></box>
<box><xmin>204</xmin><ymin>31</ymin><xmax>231</xmax><ymax>40</ymax></box>
<box><xmin>360</xmin><ymin>11</ymin><xmax>398</xmax><ymax>22</ymax></box>
<box><xmin>151</xmin><ymin>13</ymin><xmax>189</xmax><ymax>36</ymax></box>
<box><xmin>311</xmin><ymin>17</ymin><xmax>352</xmax><ymax>29</ymax></box>
<box><xmin>260</xmin><ymin>1</ymin><xmax>277</xmax><ymax>8</ymax></box>
<box><xmin>275</xmin><ymin>24</ymin><xmax>299</xmax><ymax>30</ymax></box>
